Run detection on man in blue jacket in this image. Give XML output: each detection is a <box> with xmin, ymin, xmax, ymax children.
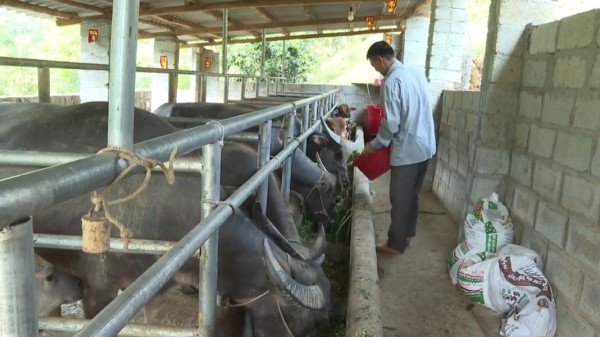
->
<box><xmin>361</xmin><ymin>41</ymin><xmax>436</xmax><ymax>254</ymax></box>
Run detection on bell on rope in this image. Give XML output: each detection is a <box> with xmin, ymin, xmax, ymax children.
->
<box><xmin>81</xmin><ymin>210</ymin><xmax>111</xmax><ymax>254</ymax></box>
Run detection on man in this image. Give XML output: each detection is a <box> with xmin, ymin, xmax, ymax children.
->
<box><xmin>361</xmin><ymin>41</ymin><xmax>436</xmax><ymax>255</ymax></box>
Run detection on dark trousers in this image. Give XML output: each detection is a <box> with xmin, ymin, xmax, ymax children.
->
<box><xmin>387</xmin><ymin>159</ymin><xmax>429</xmax><ymax>252</ymax></box>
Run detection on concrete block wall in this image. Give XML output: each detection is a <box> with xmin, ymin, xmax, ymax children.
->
<box><xmin>282</xmin><ymin>83</ymin><xmax>382</xmax><ymax>110</ymax></box>
<box><xmin>506</xmin><ymin>10</ymin><xmax>600</xmax><ymax>336</ymax></box>
<box><xmin>0</xmin><ymin>91</ymin><xmax>151</xmax><ymax>110</ymax></box>
<box><xmin>432</xmin><ymin>90</ymin><xmax>480</xmax><ymax>224</ymax></box>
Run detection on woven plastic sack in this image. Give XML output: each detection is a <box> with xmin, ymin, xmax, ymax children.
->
<box><xmin>502</xmin><ymin>295</ymin><xmax>556</xmax><ymax>337</ymax></box>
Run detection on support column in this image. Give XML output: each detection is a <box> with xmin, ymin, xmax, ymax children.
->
<box><xmin>79</xmin><ymin>19</ymin><xmax>111</xmax><ymax>102</ymax></box>
<box><xmin>151</xmin><ymin>36</ymin><xmax>179</xmax><ymax>112</ymax></box>
<box><xmin>467</xmin><ymin>0</ymin><xmax>557</xmax><ymax>204</ymax></box>
<box><xmin>426</xmin><ymin>0</ymin><xmax>470</xmax><ymax>120</ymax></box>
<box><xmin>400</xmin><ymin>16</ymin><xmax>430</xmax><ymax>69</ymax></box>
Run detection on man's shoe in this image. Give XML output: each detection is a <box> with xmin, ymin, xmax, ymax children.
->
<box><xmin>375</xmin><ymin>244</ymin><xmax>402</xmax><ymax>255</ymax></box>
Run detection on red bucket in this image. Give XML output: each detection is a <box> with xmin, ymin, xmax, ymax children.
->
<box><xmin>353</xmin><ymin>146</ymin><xmax>391</xmax><ymax>180</ymax></box>
<box><xmin>365</xmin><ymin>104</ymin><xmax>384</xmax><ymax>136</ymax></box>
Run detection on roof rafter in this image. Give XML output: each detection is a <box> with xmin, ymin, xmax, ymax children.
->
<box><xmin>254</xmin><ymin>7</ymin><xmax>289</xmax><ymax>36</ymax></box>
<box><xmin>302</xmin><ymin>5</ymin><xmax>322</xmax><ymax>34</ymax></box>
<box><xmin>0</xmin><ymin>0</ymin><xmax>78</xmax><ymax>19</ymax></box>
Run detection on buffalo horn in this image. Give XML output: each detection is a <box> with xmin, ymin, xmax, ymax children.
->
<box><xmin>262</xmin><ymin>239</ymin><xmax>326</xmax><ymax>310</ymax></box>
<box><xmin>252</xmin><ymin>202</ymin><xmax>306</xmax><ymax>260</ymax></box>
<box><xmin>320</xmin><ymin>117</ymin><xmax>341</xmax><ymax>144</ymax></box>
<box><xmin>305</xmin><ymin>223</ymin><xmax>327</xmax><ymax>261</ymax></box>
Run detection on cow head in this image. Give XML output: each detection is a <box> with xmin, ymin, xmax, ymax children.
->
<box><xmin>34</xmin><ymin>254</ymin><xmax>84</xmax><ymax>316</ymax></box>
<box><xmin>308</xmin><ymin>130</ymin><xmax>352</xmax><ymax>190</ymax></box>
<box><xmin>326</xmin><ymin>117</ymin><xmax>350</xmax><ymax>140</ymax></box>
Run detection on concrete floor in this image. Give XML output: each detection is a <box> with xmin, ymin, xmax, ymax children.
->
<box><xmin>369</xmin><ymin>171</ymin><xmax>489</xmax><ymax>337</ymax></box>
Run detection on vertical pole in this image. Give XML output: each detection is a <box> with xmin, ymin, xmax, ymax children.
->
<box><xmin>222</xmin><ymin>9</ymin><xmax>229</xmax><ymax>104</ymax></box>
<box><xmin>168</xmin><ymin>47</ymin><xmax>179</xmax><ymax>103</ymax></box>
<box><xmin>280</xmin><ymin>110</ymin><xmax>295</xmax><ymax>203</ymax></box>
<box><xmin>0</xmin><ymin>217</ymin><xmax>38</xmax><ymax>337</ymax></box>
<box><xmin>201</xmin><ymin>75</ymin><xmax>208</xmax><ymax>103</ymax></box>
<box><xmin>37</xmin><ymin>67</ymin><xmax>50</xmax><ymax>103</ymax></box>
<box><xmin>241</xmin><ymin>77</ymin><xmax>246</xmax><ymax>101</ymax></box>
<box><xmin>198</xmin><ymin>142</ymin><xmax>221</xmax><ymax>337</ymax></box>
<box><xmin>312</xmin><ymin>100</ymin><xmax>320</xmax><ymax>132</ymax></box>
<box><xmin>301</xmin><ymin>105</ymin><xmax>310</xmax><ymax>153</ymax></box>
<box><xmin>257</xmin><ymin>120</ymin><xmax>272</xmax><ymax>214</ymax></box>
<box><xmin>260</xmin><ymin>29</ymin><xmax>266</xmax><ymax>78</ymax></box>
<box><xmin>107</xmin><ymin>0</ymin><xmax>139</xmax><ymax>150</ymax></box>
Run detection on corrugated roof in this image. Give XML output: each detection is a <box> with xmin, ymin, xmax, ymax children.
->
<box><xmin>1</xmin><ymin>0</ymin><xmax>431</xmax><ymax>45</ymax></box>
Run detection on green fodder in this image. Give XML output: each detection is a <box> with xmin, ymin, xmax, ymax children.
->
<box><xmin>318</xmin><ymin>315</ymin><xmax>346</xmax><ymax>337</ymax></box>
<box><xmin>299</xmin><ymin>216</ymin><xmax>318</xmax><ymax>240</ymax></box>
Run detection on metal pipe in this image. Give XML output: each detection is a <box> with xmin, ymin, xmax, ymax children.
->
<box><xmin>0</xmin><ymin>217</ymin><xmax>37</xmax><ymax>337</ymax></box>
<box><xmin>241</xmin><ymin>77</ymin><xmax>246</xmax><ymax>101</ymax></box>
<box><xmin>301</xmin><ymin>105</ymin><xmax>310</xmax><ymax>153</ymax></box>
<box><xmin>280</xmin><ymin>111</ymin><xmax>295</xmax><ymax>202</ymax></box>
<box><xmin>198</xmin><ymin>141</ymin><xmax>221</xmax><ymax>337</ymax></box>
<box><xmin>0</xmin><ymin>150</ymin><xmax>203</xmax><ymax>173</ymax></box>
<box><xmin>39</xmin><ymin>317</ymin><xmax>195</xmax><ymax>337</ymax></box>
<box><xmin>312</xmin><ymin>100</ymin><xmax>319</xmax><ymax>132</ymax></box>
<box><xmin>255</xmin><ymin>78</ymin><xmax>260</xmax><ymax>99</ymax></box>
<box><xmin>74</xmin><ymin>104</ymin><xmax>331</xmax><ymax>337</ymax></box>
<box><xmin>201</xmin><ymin>74</ymin><xmax>208</xmax><ymax>102</ymax></box>
<box><xmin>260</xmin><ymin>28</ymin><xmax>266</xmax><ymax>78</ymax></box>
<box><xmin>32</xmin><ymin>233</ymin><xmax>196</xmax><ymax>256</ymax></box>
<box><xmin>256</xmin><ymin>120</ymin><xmax>272</xmax><ymax>214</ymax></box>
<box><xmin>37</xmin><ymin>67</ymin><xmax>50</xmax><ymax>103</ymax></box>
<box><xmin>165</xmin><ymin>116</ymin><xmax>283</xmax><ymax>129</ymax></box>
<box><xmin>222</xmin><ymin>9</ymin><xmax>229</xmax><ymax>104</ymax></box>
<box><xmin>0</xmin><ymin>90</ymin><xmax>338</xmax><ymax>228</ymax></box>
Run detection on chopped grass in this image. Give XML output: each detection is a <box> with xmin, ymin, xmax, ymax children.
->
<box><xmin>318</xmin><ymin>315</ymin><xmax>346</xmax><ymax>337</ymax></box>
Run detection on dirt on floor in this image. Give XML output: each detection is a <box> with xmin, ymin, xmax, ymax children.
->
<box><xmin>370</xmin><ymin>171</ymin><xmax>488</xmax><ymax>337</ymax></box>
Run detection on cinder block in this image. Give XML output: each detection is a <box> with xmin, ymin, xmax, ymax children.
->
<box><xmin>592</xmin><ymin>54</ymin><xmax>600</xmax><ymax>89</ymax></box>
<box><xmin>449</xmin><ymin>129</ymin><xmax>459</xmax><ymax>148</ymax></box>
<box><xmin>542</xmin><ymin>92</ymin><xmax>574</xmax><ymax>126</ymax></box>
<box><xmin>433</xmin><ymin>7</ymin><xmax>452</xmax><ymax>20</ymax></box>
<box><xmin>474</xmin><ymin>147</ymin><xmax>510</xmax><ymax>175</ymax></box>
<box><xmin>519</xmin><ymin>225</ymin><xmax>549</xmax><ymax>264</ymax></box>
<box><xmin>442</xmin><ymin>164</ymin><xmax>451</xmax><ymax>184</ymax></box>
<box><xmin>449</xmin><ymin>147</ymin><xmax>459</xmax><ymax>170</ymax></box>
<box><xmin>530</xmin><ymin>21</ymin><xmax>558</xmax><ymax>54</ymax></box>
<box><xmin>495</xmin><ymin>24</ymin><xmax>526</xmax><ymax>56</ymax></box>
<box><xmin>451</xmin><ymin>0</ymin><xmax>467</xmax><ymax>10</ymax></box>
<box><xmin>514</xmin><ymin>123</ymin><xmax>529</xmax><ymax>149</ymax></box>
<box><xmin>561</xmin><ymin>174</ymin><xmax>600</xmax><ymax>223</ymax></box>
<box><xmin>458</xmin><ymin>153</ymin><xmax>468</xmax><ymax>177</ymax></box>
<box><xmin>454</xmin><ymin>111</ymin><xmax>467</xmax><ymax>130</ymax></box>
<box><xmin>471</xmin><ymin>92</ymin><xmax>481</xmax><ymax>112</ymax></box>
<box><xmin>591</xmin><ymin>139</ymin><xmax>600</xmax><ymax>179</ymax></box>
<box><xmin>470</xmin><ymin>176</ymin><xmax>504</xmax><ymax>203</ymax></box>
<box><xmin>432</xmin><ymin>20</ymin><xmax>452</xmax><ymax>34</ymax></box>
<box><xmin>554</xmin><ymin>131</ymin><xmax>593</xmax><ymax>172</ymax></box>
<box><xmin>450</xmin><ymin>21</ymin><xmax>467</xmax><ymax>34</ymax></box>
<box><xmin>545</xmin><ymin>248</ymin><xmax>583</xmax><ymax>307</ymax></box>
<box><xmin>449</xmin><ymin>33</ymin><xmax>466</xmax><ymax>47</ymax></box>
<box><xmin>528</xmin><ymin>125</ymin><xmax>556</xmax><ymax>158</ymax></box>
<box><xmin>519</xmin><ymin>91</ymin><xmax>543</xmax><ymax>121</ymax></box>
<box><xmin>566</xmin><ymin>217</ymin><xmax>600</xmax><ymax>271</ymax></box>
<box><xmin>498</xmin><ymin>1</ymin><xmax>556</xmax><ymax>26</ymax></box>
<box><xmin>534</xmin><ymin>201</ymin><xmax>568</xmax><ymax>247</ymax></box>
<box><xmin>511</xmin><ymin>186</ymin><xmax>538</xmax><ymax>227</ymax></box>
<box><xmin>457</xmin><ymin>133</ymin><xmax>469</xmax><ymax>152</ymax></box>
<box><xmin>484</xmin><ymin>85</ymin><xmax>519</xmax><ymax>115</ymax></box>
<box><xmin>532</xmin><ymin>161</ymin><xmax>562</xmax><ymax>202</ymax></box>
<box><xmin>554</xmin><ymin>301</ymin><xmax>596</xmax><ymax>337</ymax></box>
<box><xmin>466</xmin><ymin>113</ymin><xmax>478</xmax><ymax>133</ymax></box>
<box><xmin>579</xmin><ymin>276</ymin><xmax>600</xmax><ymax>326</ymax></box>
<box><xmin>553</xmin><ymin>56</ymin><xmax>588</xmax><ymax>89</ymax></box>
<box><xmin>489</xmin><ymin>55</ymin><xmax>522</xmax><ymax>85</ymax></box>
<box><xmin>557</xmin><ymin>10</ymin><xmax>596</xmax><ymax>50</ymax></box>
<box><xmin>573</xmin><ymin>93</ymin><xmax>600</xmax><ymax>131</ymax></box>
<box><xmin>522</xmin><ymin>59</ymin><xmax>547</xmax><ymax>88</ymax></box>
<box><xmin>509</xmin><ymin>152</ymin><xmax>533</xmax><ymax>187</ymax></box>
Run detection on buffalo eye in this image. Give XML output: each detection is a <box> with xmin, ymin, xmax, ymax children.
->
<box><xmin>46</xmin><ymin>274</ymin><xmax>54</xmax><ymax>282</ymax></box>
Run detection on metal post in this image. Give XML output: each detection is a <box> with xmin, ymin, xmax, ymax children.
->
<box><xmin>199</xmin><ymin>141</ymin><xmax>221</xmax><ymax>337</ymax></box>
<box><xmin>301</xmin><ymin>105</ymin><xmax>310</xmax><ymax>153</ymax></box>
<box><xmin>222</xmin><ymin>9</ymin><xmax>229</xmax><ymax>104</ymax></box>
<box><xmin>241</xmin><ymin>77</ymin><xmax>246</xmax><ymax>101</ymax></box>
<box><xmin>257</xmin><ymin>120</ymin><xmax>272</xmax><ymax>214</ymax></box>
<box><xmin>312</xmin><ymin>100</ymin><xmax>319</xmax><ymax>132</ymax></box>
<box><xmin>37</xmin><ymin>67</ymin><xmax>50</xmax><ymax>103</ymax></box>
<box><xmin>254</xmin><ymin>77</ymin><xmax>260</xmax><ymax>98</ymax></box>
<box><xmin>107</xmin><ymin>0</ymin><xmax>139</xmax><ymax>150</ymax></box>
<box><xmin>260</xmin><ymin>28</ymin><xmax>266</xmax><ymax>78</ymax></box>
<box><xmin>280</xmin><ymin>111</ymin><xmax>295</xmax><ymax>203</ymax></box>
<box><xmin>0</xmin><ymin>217</ymin><xmax>38</xmax><ymax>337</ymax></box>
<box><xmin>201</xmin><ymin>75</ymin><xmax>208</xmax><ymax>102</ymax></box>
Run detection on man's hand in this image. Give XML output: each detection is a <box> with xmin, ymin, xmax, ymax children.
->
<box><xmin>361</xmin><ymin>142</ymin><xmax>377</xmax><ymax>156</ymax></box>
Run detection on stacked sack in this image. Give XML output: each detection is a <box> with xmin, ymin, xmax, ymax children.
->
<box><xmin>448</xmin><ymin>193</ymin><xmax>556</xmax><ymax>337</ymax></box>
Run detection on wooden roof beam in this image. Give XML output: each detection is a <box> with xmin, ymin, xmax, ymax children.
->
<box><xmin>255</xmin><ymin>7</ymin><xmax>289</xmax><ymax>36</ymax></box>
<box><xmin>0</xmin><ymin>0</ymin><xmax>79</xmax><ymax>20</ymax></box>
<box><xmin>204</xmin><ymin>10</ymin><xmax>261</xmax><ymax>39</ymax></box>
<box><xmin>183</xmin><ymin>27</ymin><xmax>400</xmax><ymax>47</ymax></box>
<box><xmin>140</xmin><ymin>14</ymin><xmax>401</xmax><ymax>39</ymax></box>
<box><xmin>303</xmin><ymin>5</ymin><xmax>322</xmax><ymax>34</ymax></box>
<box><xmin>51</xmin><ymin>0</ymin><xmax>109</xmax><ymax>13</ymax></box>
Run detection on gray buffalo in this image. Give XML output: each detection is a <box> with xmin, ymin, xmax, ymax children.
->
<box><xmin>0</xmin><ymin>102</ymin><xmax>331</xmax><ymax>336</ymax></box>
<box><xmin>34</xmin><ymin>254</ymin><xmax>84</xmax><ymax>316</ymax></box>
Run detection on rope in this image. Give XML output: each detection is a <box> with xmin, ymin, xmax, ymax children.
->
<box><xmin>90</xmin><ymin>146</ymin><xmax>178</xmax><ymax>248</ymax></box>
<box><xmin>277</xmin><ymin>298</ymin><xmax>296</xmax><ymax>337</ymax></box>
<box><xmin>200</xmin><ymin>199</ymin><xmax>235</xmax><ymax>213</ymax></box>
<box><xmin>206</xmin><ymin>120</ymin><xmax>226</xmax><ymax>146</ymax></box>
<box><xmin>218</xmin><ymin>290</ymin><xmax>270</xmax><ymax>308</ymax></box>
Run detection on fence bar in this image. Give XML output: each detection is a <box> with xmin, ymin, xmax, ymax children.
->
<box><xmin>39</xmin><ymin>317</ymin><xmax>195</xmax><ymax>337</ymax></box>
<box><xmin>32</xmin><ymin>233</ymin><xmax>191</xmax><ymax>255</ymax></box>
<box><xmin>201</xmin><ymin>74</ymin><xmax>208</xmax><ymax>102</ymax></box>
<box><xmin>280</xmin><ymin>111</ymin><xmax>295</xmax><ymax>202</ymax></box>
<box><xmin>256</xmin><ymin>120</ymin><xmax>272</xmax><ymax>214</ymax></box>
<box><xmin>164</xmin><ymin>116</ymin><xmax>283</xmax><ymax>129</ymax></box>
<box><xmin>198</xmin><ymin>141</ymin><xmax>221</xmax><ymax>337</ymax></box>
<box><xmin>311</xmin><ymin>100</ymin><xmax>319</xmax><ymax>132</ymax></box>
<box><xmin>37</xmin><ymin>67</ymin><xmax>50</xmax><ymax>103</ymax></box>
<box><xmin>0</xmin><ymin>217</ymin><xmax>37</xmax><ymax>337</ymax></box>
<box><xmin>0</xmin><ymin>90</ymin><xmax>338</xmax><ymax>225</ymax></box>
<box><xmin>168</xmin><ymin>72</ymin><xmax>177</xmax><ymax>103</ymax></box>
<box><xmin>301</xmin><ymin>105</ymin><xmax>310</xmax><ymax>153</ymax></box>
<box><xmin>241</xmin><ymin>77</ymin><xmax>246</xmax><ymax>101</ymax></box>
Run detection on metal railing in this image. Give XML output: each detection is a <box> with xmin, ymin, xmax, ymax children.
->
<box><xmin>0</xmin><ymin>90</ymin><xmax>337</xmax><ymax>337</ymax></box>
<box><xmin>0</xmin><ymin>56</ymin><xmax>286</xmax><ymax>105</ymax></box>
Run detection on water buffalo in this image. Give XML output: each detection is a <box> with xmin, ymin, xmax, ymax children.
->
<box><xmin>0</xmin><ymin>102</ymin><xmax>331</xmax><ymax>336</ymax></box>
<box><xmin>34</xmin><ymin>254</ymin><xmax>84</xmax><ymax>316</ymax></box>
